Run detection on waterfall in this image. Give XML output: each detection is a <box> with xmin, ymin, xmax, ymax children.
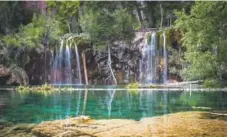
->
<box><xmin>58</xmin><ymin>39</ymin><xmax>64</xmax><ymax>84</ymax></box>
<box><xmin>51</xmin><ymin>37</ymin><xmax>82</xmax><ymax>84</ymax></box>
<box><xmin>149</xmin><ymin>32</ymin><xmax>157</xmax><ymax>83</ymax></box>
<box><xmin>140</xmin><ymin>31</ymin><xmax>168</xmax><ymax>84</ymax></box>
<box><xmin>65</xmin><ymin>44</ymin><xmax>72</xmax><ymax>83</ymax></box>
<box><xmin>140</xmin><ymin>32</ymin><xmax>157</xmax><ymax>84</ymax></box>
<box><xmin>163</xmin><ymin>32</ymin><xmax>168</xmax><ymax>83</ymax></box>
<box><xmin>75</xmin><ymin>46</ymin><xmax>82</xmax><ymax>84</ymax></box>
<box><xmin>52</xmin><ymin>49</ymin><xmax>58</xmax><ymax>84</ymax></box>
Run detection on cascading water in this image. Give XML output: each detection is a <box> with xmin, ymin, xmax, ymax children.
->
<box><xmin>75</xmin><ymin>45</ymin><xmax>82</xmax><ymax>84</ymax></box>
<box><xmin>163</xmin><ymin>32</ymin><xmax>168</xmax><ymax>83</ymax></box>
<box><xmin>51</xmin><ymin>37</ymin><xmax>82</xmax><ymax>84</ymax></box>
<box><xmin>140</xmin><ymin>31</ymin><xmax>168</xmax><ymax>84</ymax></box>
<box><xmin>140</xmin><ymin>32</ymin><xmax>157</xmax><ymax>84</ymax></box>
<box><xmin>65</xmin><ymin>44</ymin><xmax>72</xmax><ymax>83</ymax></box>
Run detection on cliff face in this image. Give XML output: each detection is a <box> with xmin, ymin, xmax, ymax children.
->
<box><xmin>0</xmin><ymin>29</ymin><xmax>184</xmax><ymax>85</ymax></box>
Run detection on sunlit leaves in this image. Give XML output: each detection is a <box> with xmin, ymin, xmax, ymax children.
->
<box><xmin>80</xmin><ymin>3</ymin><xmax>139</xmax><ymax>49</ymax></box>
<box><xmin>175</xmin><ymin>1</ymin><xmax>227</xmax><ymax>80</ymax></box>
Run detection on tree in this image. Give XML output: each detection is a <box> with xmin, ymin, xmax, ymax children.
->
<box><xmin>175</xmin><ymin>1</ymin><xmax>227</xmax><ymax>81</ymax></box>
<box><xmin>79</xmin><ymin>2</ymin><xmax>139</xmax><ymax>84</ymax></box>
<box><xmin>0</xmin><ymin>1</ymin><xmax>36</xmax><ymax>35</ymax></box>
<box><xmin>1</xmin><ymin>14</ymin><xmax>62</xmax><ymax>68</ymax></box>
<box><xmin>47</xmin><ymin>1</ymin><xmax>81</xmax><ymax>33</ymax></box>
<box><xmin>80</xmin><ymin>2</ymin><xmax>139</xmax><ymax>48</ymax></box>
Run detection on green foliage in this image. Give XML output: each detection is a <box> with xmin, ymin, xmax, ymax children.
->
<box><xmin>80</xmin><ymin>2</ymin><xmax>139</xmax><ymax>49</ymax></box>
<box><xmin>126</xmin><ymin>82</ymin><xmax>139</xmax><ymax>89</ymax></box>
<box><xmin>138</xmin><ymin>1</ymin><xmax>193</xmax><ymax>28</ymax></box>
<box><xmin>3</xmin><ymin>14</ymin><xmax>62</xmax><ymax>48</ymax></box>
<box><xmin>17</xmin><ymin>85</ymin><xmax>30</xmax><ymax>92</ymax></box>
<box><xmin>0</xmin><ymin>14</ymin><xmax>63</xmax><ymax>68</ymax></box>
<box><xmin>47</xmin><ymin>1</ymin><xmax>81</xmax><ymax>33</ymax></box>
<box><xmin>175</xmin><ymin>1</ymin><xmax>227</xmax><ymax>81</ymax></box>
<box><xmin>0</xmin><ymin>1</ymin><xmax>36</xmax><ymax>34</ymax></box>
<box><xmin>62</xmin><ymin>33</ymin><xmax>90</xmax><ymax>47</ymax></box>
<box><xmin>126</xmin><ymin>82</ymin><xmax>139</xmax><ymax>95</ymax></box>
<box><xmin>17</xmin><ymin>84</ymin><xmax>54</xmax><ymax>92</ymax></box>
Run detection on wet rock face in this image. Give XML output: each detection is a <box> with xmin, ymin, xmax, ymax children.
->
<box><xmin>0</xmin><ymin>65</ymin><xmax>10</xmax><ymax>77</ymax></box>
<box><xmin>87</xmin><ymin>32</ymin><xmax>145</xmax><ymax>85</ymax></box>
<box><xmin>25</xmin><ymin>47</ymin><xmax>52</xmax><ymax>85</ymax></box>
<box><xmin>0</xmin><ymin>65</ymin><xmax>10</xmax><ymax>85</ymax></box>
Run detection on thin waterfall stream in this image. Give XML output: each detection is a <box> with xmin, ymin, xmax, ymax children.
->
<box><xmin>51</xmin><ymin>35</ymin><xmax>82</xmax><ymax>84</ymax></box>
<box><xmin>75</xmin><ymin>45</ymin><xmax>82</xmax><ymax>84</ymax></box>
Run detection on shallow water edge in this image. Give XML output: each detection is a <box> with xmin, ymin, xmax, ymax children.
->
<box><xmin>1</xmin><ymin>111</ymin><xmax>227</xmax><ymax>137</ymax></box>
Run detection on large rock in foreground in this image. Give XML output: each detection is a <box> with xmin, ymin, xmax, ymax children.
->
<box><xmin>32</xmin><ymin>112</ymin><xmax>227</xmax><ymax>137</ymax></box>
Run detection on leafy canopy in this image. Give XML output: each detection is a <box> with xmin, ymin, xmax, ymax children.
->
<box><xmin>80</xmin><ymin>2</ymin><xmax>139</xmax><ymax>49</ymax></box>
<box><xmin>175</xmin><ymin>1</ymin><xmax>227</xmax><ymax>80</ymax></box>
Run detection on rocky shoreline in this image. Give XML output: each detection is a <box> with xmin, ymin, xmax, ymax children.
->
<box><xmin>1</xmin><ymin>111</ymin><xmax>227</xmax><ymax>137</ymax></box>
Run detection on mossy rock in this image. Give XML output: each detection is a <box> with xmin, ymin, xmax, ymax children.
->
<box><xmin>126</xmin><ymin>82</ymin><xmax>139</xmax><ymax>89</ymax></box>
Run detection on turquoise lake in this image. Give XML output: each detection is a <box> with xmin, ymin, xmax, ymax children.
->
<box><xmin>0</xmin><ymin>88</ymin><xmax>227</xmax><ymax>123</ymax></box>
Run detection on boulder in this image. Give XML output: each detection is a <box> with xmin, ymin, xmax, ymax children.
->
<box><xmin>0</xmin><ymin>64</ymin><xmax>29</xmax><ymax>85</ymax></box>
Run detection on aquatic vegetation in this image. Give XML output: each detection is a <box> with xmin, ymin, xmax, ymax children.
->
<box><xmin>192</xmin><ymin>106</ymin><xmax>212</xmax><ymax>110</ymax></box>
<box><xmin>17</xmin><ymin>84</ymin><xmax>54</xmax><ymax>93</ymax></box>
<box><xmin>0</xmin><ymin>123</ymin><xmax>36</xmax><ymax>137</ymax></box>
<box><xmin>126</xmin><ymin>83</ymin><xmax>139</xmax><ymax>95</ymax></box>
<box><xmin>126</xmin><ymin>82</ymin><xmax>139</xmax><ymax>89</ymax></box>
<box><xmin>16</xmin><ymin>84</ymin><xmax>55</xmax><ymax>97</ymax></box>
<box><xmin>17</xmin><ymin>85</ymin><xmax>30</xmax><ymax>92</ymax></box>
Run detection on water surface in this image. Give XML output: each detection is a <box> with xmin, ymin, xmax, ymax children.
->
<box><xmin>0</xmin><ymin>87</ymin><xmax>227</xmax><ymax>123</ymax></box>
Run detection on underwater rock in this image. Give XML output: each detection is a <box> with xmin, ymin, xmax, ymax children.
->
<box><xmin>32</xmin><ymin>112</ymin><xmax>227</xmax><ymax>137</ymax></box>
<box><xmin>192</xmin><ymin>106</ymin><xmax>212</xmax><ymax>110</ymax></box>
<box><xmin>0</xmin><ymin>123</ymin><xmax>36</xmax><ymax>137</ymax></box>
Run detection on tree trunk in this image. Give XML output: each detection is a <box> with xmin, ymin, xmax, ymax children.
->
<box><xmin>136</xmin><ymin>2</ymin><xmax>144</xmax><ymax>29</ymax></box>
<box><xmin>108</xmin><ymin>45</ymin><xmax>117</xmax><ymax>85</ymax></box>
<box><xmin>160</xmin><ymin>3</ymin><xmax>163</xmax><ymax>28</ymax></box>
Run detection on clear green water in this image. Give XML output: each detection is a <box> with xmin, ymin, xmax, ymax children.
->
<box><xmin>0</xmin><ymin>88</ymin><xmax>227</xmax><ymax>123</ymax></box>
